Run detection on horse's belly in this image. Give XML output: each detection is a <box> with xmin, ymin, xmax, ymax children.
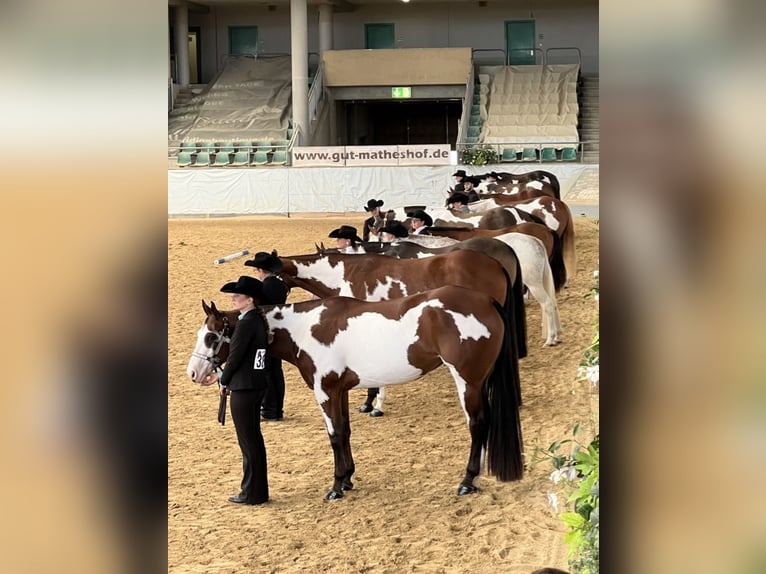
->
<box><xmin>352</xmin><ymin>365</ymin><xmax>424</xmax><ymax>388</ymax></box>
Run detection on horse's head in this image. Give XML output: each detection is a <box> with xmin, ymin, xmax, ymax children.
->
<box><xmin>186</xmin><ymin>300</ymin><xmax>238</xmax><ymax>384</ymax></box>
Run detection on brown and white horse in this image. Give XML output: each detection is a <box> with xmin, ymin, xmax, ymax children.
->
<box><xmin>187</xmin><ymin>287</ymin><xmax>524</xmax><ymax>499</ymax></box>
<box><xmin>476</xmin><ymin>170</ymin><xmax>561</xmax><ymax>199</ymax></box>
<box><xmin>272</xmin><ymin>249</ymin><xmax>527</xmax><ymax>359</ymax></box>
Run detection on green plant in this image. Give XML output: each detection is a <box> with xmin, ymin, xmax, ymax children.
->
<box><xmin>461</xmin><ymin>145</ymin><xmax>498</xmax><ymax>166</ymax></box>
<box><xmin>533</xmin><ymin>427</ymin><xmax>600</xmax><ymax>574</ymax></box>
<box><xmin>531</xmin><ymin>266</ymin><xmax>600</xmax><ymax>573</ymax></box>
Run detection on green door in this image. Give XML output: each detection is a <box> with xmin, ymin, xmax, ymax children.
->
<box><xmin>229</xmin><ymin>26</ymin><xmax>259</xmax><ymax>56</ymax></box>
<box><xmin>505</xmin><ymin>20</ymin><xmax>536</xmax><ymax>65</ymax></box>
<box><xmin>365</xmin><ymin>23</ymin><xmax>395</xmax><ymax>49</ymax></box>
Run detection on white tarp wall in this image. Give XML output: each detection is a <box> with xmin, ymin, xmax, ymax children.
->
<box><xmin>168</xmin><ymin>165</ymin><xmax>596</xmax><ymax>216</ymax></box>
<box><xmin>481</xmin><ymin>64</ymin><xmax>580</xmax><ymax>151</ymax></box>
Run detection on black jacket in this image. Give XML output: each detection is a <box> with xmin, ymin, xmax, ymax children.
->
<box><xmin>220</xmin><ymin>309</ymin><xmax>269</xmax><ymax>391</ymax></box>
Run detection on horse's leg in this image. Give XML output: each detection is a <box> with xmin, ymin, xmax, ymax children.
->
<box><xmin>371</xmin><ymin>386</ymin><xmax>387</xmax><ymax>416</ymax></box>
<box><xmin>318</xmin><ymin>388</ymin><xmax>354</xmax><ymax>500</ymax></box>
<box><xmin>445</xmin><ymin>365</ymin><xmax>489</xmax><ymax>495</ymax></box>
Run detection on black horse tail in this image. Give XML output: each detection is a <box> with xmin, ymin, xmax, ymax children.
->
<box><xmin>486</xmin><ymin>299</ymin><xmax>524</xmax><ymax>482</ymax></box>
<box><xmin>548</xmin><ymin>228</ymin><xmax>567</xmax><ymax>292</ymax></box>
<box><xmin>506</xmin><ymin>256</ymin><xmax>527</xmax><ymax>360</ymax></box>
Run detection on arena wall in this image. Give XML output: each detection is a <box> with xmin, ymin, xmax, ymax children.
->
<box><xmin>167</xmin><ymin>164</ymin><xmax>597</xmax><ymax>216</ymax></box>
<box><xmin>187</xmin><ymin>0</ymin><xmax>598</xmax><ymax>82</ymax></box>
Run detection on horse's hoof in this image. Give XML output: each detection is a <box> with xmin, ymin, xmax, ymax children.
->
<box><xmin>341</xmin><ymin>480</ymin><xmax>354</xmax><ymax>491</ymax></box>
<box><xmin>324</xmin><ymin>489</ymin><xmax>344</xmax><ymax>500</ymax></box>
<box><xmin>370</xmin><ymin>409</ymin><xmax>384</xmax><ymax>417</ymax></box>
<box><xmin>456</xmin><ymin>484</ymin><xmax>478</xmax><ymax>496</ymax></box>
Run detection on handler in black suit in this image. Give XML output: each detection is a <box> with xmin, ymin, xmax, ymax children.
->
<box><xmin>245</xmin><ymin>251</ymin><xmax>289</xmax><ymax>421</ymax></box>
<box><xmin>205</xmin><ymin>275</ymin><xmax>270</xmax><ymax>505</ymax></box>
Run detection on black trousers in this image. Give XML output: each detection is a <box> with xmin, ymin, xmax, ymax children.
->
<box><xmin>230</xmin><ymin>388</ymin><xmax>268</xmax><ymax>504</ymax></box>
<box><xmin>261</xmin><ymin>356</ymin><xmax>285</xmax><ymax>419</ymax></box>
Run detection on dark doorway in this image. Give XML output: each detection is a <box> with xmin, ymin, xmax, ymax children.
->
<box><xmin>343</xmin><ymin>100</ymin><xmax>462</xmax><ymax>147</ymax></box>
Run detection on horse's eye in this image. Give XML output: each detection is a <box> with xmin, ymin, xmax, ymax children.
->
<box><xmin>204</xmin><ymin>333</ymin><xmax>217</xmax><ymax>347</ymax></box>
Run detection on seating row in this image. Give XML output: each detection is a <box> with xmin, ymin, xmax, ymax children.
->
<box><xmin>177</xmin><ymin>150</ymin><xmax>288</xmax><ymax>167</ymax></box>
<box><xmin>180</xmin><ymin>139</ymin><xmax>291</xmax><ymax>154</ymax></box>
<box><xmin>501</xmin><ymin>146</ymin><xmax>578</xmax><ymax>162</ymax></box>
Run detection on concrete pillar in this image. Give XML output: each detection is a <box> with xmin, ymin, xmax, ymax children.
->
<box><xmin>174</xmin><ymin>3</ymin><xmax>190</xmax><ymax>87</ymax></box>
<box><xmin>290</xmin><ymin>0</ymin><xmax>309</xmax><ymax>145</ymax></box>
<box><xmin>318</xmin><ymin>3</ymin><xmax>333</xmax><ymax>55</ymax></box>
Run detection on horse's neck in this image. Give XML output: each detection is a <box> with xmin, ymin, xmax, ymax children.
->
<box><xmin>263</xmin><ymin>302</ymin><xmax>324</xmax><ymax>367</ymax></box>
<box><xmin>285</xmin><ymin>256</ymin><xmax>342</xmax><ymax>297</ymax></box>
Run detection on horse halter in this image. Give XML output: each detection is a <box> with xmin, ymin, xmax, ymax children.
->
<box><xmin>192</xmin><ymin>315</ymin><xmax>231</xmax><ymax>369</ymax></box>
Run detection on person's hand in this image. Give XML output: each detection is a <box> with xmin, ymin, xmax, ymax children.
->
<box><xmin>220</xmin><ymin>385</ymin><xmax>229</xmax><ymax>397</ymax></box>
<box><xmin>200</xmin><ymin>371</ymin><xmax>219</xmax><ymax>387</ymax></box>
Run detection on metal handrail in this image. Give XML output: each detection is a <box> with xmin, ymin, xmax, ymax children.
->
<box><xmin>545</xmin><ymin>47</ymin><xmax>582</xmax><ymax>66</ymax></box>
<box><xmin>507</xmin><ymin>48</ymin><xmax>545</xmax><ymax>65</ymax></box>
<box><xmin>471</xmin><ymin>48</ymin><xmax>506</xmax><ymax>67</ymax></box>
<box><xmin>456</xmin><ymin>65</ymin><xmax>476</xmax><ymax>151</ymax></box>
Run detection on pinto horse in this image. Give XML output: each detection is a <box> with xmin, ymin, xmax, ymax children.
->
<box><xmin>188</xmin><ymin>287</ymin><xmax>524</xmax><ymax>498</ymax></box>
<box><xmin>427</xmin><ymin>223</ymin><xmax>567</xmax><ymax>292</ymax></box>
<box><xmin>272</xmin><ymin>249</ymin><xmax>527</xmax><ymax>413</ymax></box>
<box><xmin>318</xmin><ymin>236</ymin><xmax>559</xmax><ymax>346</ymax></box>
<box><xmin>476</xmin><ymin>170</ymin><xmax>561</xmax><ymax>199</ymax></box>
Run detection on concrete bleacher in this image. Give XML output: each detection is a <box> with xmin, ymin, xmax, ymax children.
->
<box><xmin>469</xmin><ymin>64</ymin><xmax>581</xmax><ymax>162</ymax></box>
<box><xmin>168</xmin><ymin>55</ymin><xmax>294</xmax><ymax>168</ymax></box>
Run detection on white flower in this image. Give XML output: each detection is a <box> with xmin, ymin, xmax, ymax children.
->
<box><xmin>547</xmin><ymin>491</ymin><xmax>559</xmax><ymax>512</ymax></box>
<box><xmin>593</xmin><ymin>269</ymin><xmax>599</xmax><ymax>278</ymax></box>
<box><xmin>585</xmin><ymin>365</ymin><xmax>599</xmax><ymax>386</ymax></box>
<box><xmin>550</xmin><ymin>466</ymin><xmax>579</xmax><ymax>484</ymax></box>
<box><xmin>594</xmin><ymin>292</ymin><xmax>599</xmax><ymax>302</ymax></box>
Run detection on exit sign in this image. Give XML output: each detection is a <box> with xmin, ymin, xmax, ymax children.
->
<box><xmin>391</xmin><ymin>87</ymin><xmax>412</xmax><ymax>98</ymax></box>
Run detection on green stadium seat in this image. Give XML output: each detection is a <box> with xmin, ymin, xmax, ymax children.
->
<box><xmin>541</xmin><ymin>147</ymin><xmax>557</xmax><ymax>162</ymax></box>
<box><xmin>218</xmin><ymin>142</ymin><xmax>236</xmax><ymax>154</ymax></box>
<box><xmin>471</xmin><ymin>105</ymin><xmax>480</xmax><ymax>115</ymax></box>
<box><xmin>231</xmin><ymin>151</ymin><xmax>250</xmax><ymax>166</ymax></box>
<box><xmin>561</xmin><ymin>147</ymin><xmax>578</xmax><ymax>161</ymax></box>
<box><xmin>469</xmin><ymin>116</ymin><xmax>482</xmax><ymax>127</ymax></box>
<box><xmin>198</xmin><ymin>142</ymin><xmax>216</xmax><ymax>154</ymax></box>
<box><xmin>235</xmin><ymin>142</ymin><xmax>253</xmax><ymax>153</ymax></box>
<box><xmin>192</xmin><ymin>152</ymin><xmax>212</xmax><ymax>166</ymax></box>
<box><xmin>213</xmin><ymin>152</ymin><xmax>231</xmax><ymax>166</ymax></box>
<box><xmin>177</xmin><ymin>151</ymin><xmax>193</xmax><ymax>167</ymax></box>
<box><xmin>467</xmin><ymin>126</ymin><xmax>481</xmax><ymax>138</ymax></box>
<box><xmin>252</xmin><ymin>151</ymin><xmax>269</xmax><ymax>166</ymax></box>
<box><xmin>502</xmin><ymin>148</ymin><xmax>518</xmax><ymax>162</ymax></box>
<box><xmin>180</xmin><ymin>141</ymin><xmax>198</xmax><ymax>153</ymax></box>
<box><xmin>521</xmin><ymin>147</ymin><xmax>538</xmax><ymax>161</ymax></box>
<box><xmin>270</xmin><ymin>150</ymin><xmax>287</xmax><ymax>165</ymax></box>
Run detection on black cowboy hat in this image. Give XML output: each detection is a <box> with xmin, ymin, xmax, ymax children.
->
<box><xmin>364</xmin><ymin>198</ymin><xmax>385</xmax><ymax>211</ymax></box>
<box><xmin>379</xmin><ymin>221</ymin><xmax>409</xmax><ymax>238</ymax></box>
<box><xmin>485</xmin><ymin>171</ymin><xmax>500</xmax><ymax>179</ymax></box>
<box><xmin>244</xmin><ymin>251</ymin><xmax>283</xmax><ymax>273</ymax></box>
<box><xmin>406</xmin><ymin>209</ymin><xmax>433</xmax><ymax>227</ymax></box>
<box><xmin>328</xmin><ymin>225</ymin><xmax>363</xmax><ymax>243</ymax></box>
<box><xmin>452</xmin><ymin>169</ymin><xmax>467</xmax><ymax>178</ymax></box>
<box><xmin>220</xmin><ymin>275</ymin><xmax>264</xmax><ymax>300</ymax></box>
<box><xmin>446</xmin><ymin>192</ymin><xmax>471</xmax><ymax>205</ymax></box>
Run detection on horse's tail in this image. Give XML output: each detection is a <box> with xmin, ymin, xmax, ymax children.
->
<box><xmin>486</xmin><ymin>299</ymin><xmax>524</xmax><ymax>482</ymax></box>
<box><xmin>559</xmin><ymin>202</ymin><xmax>577</xmax><ymax>286</ymax></box>
<box><xmin>506</xmin><ymin>257</ymin><xmax>527</xmax><ymax>360</ymax></box>
<box><xmin>548</xmin><ymin>228</ymin><xmax>567</xmax><ymax>292</ymax></box>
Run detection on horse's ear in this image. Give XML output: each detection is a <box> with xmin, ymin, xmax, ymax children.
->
<box><xmin>202</xmin><ymin>300</ymin><xmax>211</xmax><ymax>314</ymax></box>
<box><xmin>320</xmin><ymin>241</ymin><xmax>327</xmax><ymax>251</ymax></box>
<box><xmin>314</xmin><ymin>242</ymin><xmax>321</xmax><ymax>254</ymax></box>
<box><xmin>271</xmin><ymin>249</ymin><xmax>279</xmax><ymax>257</ymax></box>
<box><xmin>210</xmin><ymin>301</ymin><xmax>219</xmax><ymax>314</ymax></box>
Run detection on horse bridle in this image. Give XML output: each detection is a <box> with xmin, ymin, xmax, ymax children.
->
<box><xmin>192</xmin><ymin>315</ymin><xmax>231</xmax><ymax>370</ymax></box>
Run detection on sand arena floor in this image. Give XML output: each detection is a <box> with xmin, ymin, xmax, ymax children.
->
<box><xmin>168</xmin><ymin>215</ymin><xmax>599</xmax><ymax>574</ymax></box>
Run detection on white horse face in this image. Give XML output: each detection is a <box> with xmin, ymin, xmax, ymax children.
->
<box><xmin>186</xmin><ymin>323</ymin><xmax>219</xmax><ymax>383</ymax></box>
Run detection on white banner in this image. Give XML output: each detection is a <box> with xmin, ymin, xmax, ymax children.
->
<box><xmin>291</xmin><ymin>144</ymin><xmax>452</xmax><ymax>167</ymax></box>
